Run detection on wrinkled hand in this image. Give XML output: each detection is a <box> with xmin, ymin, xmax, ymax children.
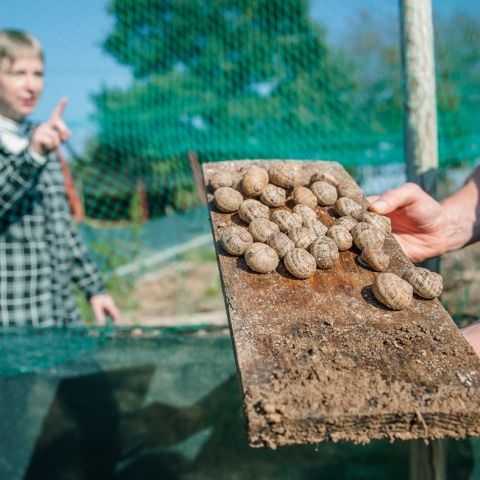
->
<box><xmin>31</xmin><ymin>97</ymin><xmax>71</xmax><ymax>155</ymax></box>
<box><xmin>367</xmin><ymin>182</ymin><xmax>449</xmax><ymax>262</ymax></box>
<box><xmin>90</xmin><ymin>293</ymin><xmax>120</xmax><ymax>326</ymax></box>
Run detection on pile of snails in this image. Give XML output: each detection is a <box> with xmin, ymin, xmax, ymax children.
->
<box><xmin>210</xmin><ymin>162</ymin><xmax>443</xmax><ymax>311</ymax></box>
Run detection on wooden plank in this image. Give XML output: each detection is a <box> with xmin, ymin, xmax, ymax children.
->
<box><xmin>203</xmin><ymin>159</ymin><xmax>480</xmax><ymax>449</ymax></box>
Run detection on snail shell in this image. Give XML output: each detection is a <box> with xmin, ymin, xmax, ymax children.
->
<box><xmin>271</xmin><ymin>210</ymin><xmax>303</xmax><ymax>233</ymax></box>
<box><xmin>284</xmin><ymin>248</ymin><xmax>317</xmax><ymax>279</ymax></box>
<box><xmin>335</xmin><ymin>215</ymin><xmax>358</xmax><ymax>231</ymax></box>
<box><xmin>310</xmin><ymin>236</ymin><xmax>339</xmax><ymax>269</ymax></box>
<box><xmin>210</xmin><ymin>171</ymin><xmax>233</xmax><ymax>191</ymax></box>
<box><xmin>244</xmin><ymin>243</ymin><xmax>279</xmax><ymax>274</ymax></box>
<box><xmin>268</xmin><ymin>163</ymin><xmax>303</xmax><ymax>189</ymax></box>
<box><xmin>351</xmin><ymin>222</ymin><xmax>385</xmax><ymax>250</ymax></box>
<box><xmin>335</xmin><ymin>197</ymin><xmax>364</xmax><ymax>220</ymax></box>
<box><xmin>337</xmin><ymin>182</ymin><xmax>361</xmax><ymax>199</ymax></box>
<box><xmin>358</xmin><ymin>246</ymin><xmax>390</xmax><ymax>271</ymax></box>
<box><xmin>259</xmin><ymin>184</ymin><xmax>287</xmax><ymax>207</ymax></box>
<box><xmin>248</xmin><ymin>218</ymin><xmax>280</xmax><ymax>243</ymax></box>
<box><xmin>231</xmin><ymin>172</ymin><xmax>244</xmax><ymax>191</ymax></box>
<box><xmin>241</xmin><ymin>166</ymin><xmax>269</xmax><ymax>198</ymax></box>
<box><xmin>238</xmin><ymin>199</ymin><xmax>270</xmax><ymax>224</ymax></box>
<box><xmin>402</xmin><ymin>266</ymin><xmax>443</xmax><ymax>299</ymax></box>
<box><xmin>292</xmin><ymin>204</ymin><xmax>317</xmax><ymax>223</ymax></box>
<box><xmin>267</xmin><ymin>232</ymin><xmax>295</xmax><ymax>258</ymax></box>
<box><xmin>304</xmin><ymin>218</ymin><xmax>328</xmax><ymax>237</ymax></box>
<box><xmin>362</xmin><ymin>211</ymin><xmax>392</xmax><ymax>235</ymax></box>
<box><xmin>310</xmin><ymin>181</ymin><xmax>338</xmax><ymax>206</ymax></box>
<box><xmin>310</xmin><ymin>171</ymin><xmax>339</xmax><ymax>187</ymax></box>
<box><xmin>288</xmin><ymin>227</ymin><xmax>317</xmax><ymax>249</ymax></box>
<box><xmin>292</xmin><ymin>186</ymin><xmax>318</xmax><ymax>209</ymax></box>
<box><xmin>214</xmin><ymin>187</ymin><xmax>244</xmax><ymax>213</ymax></box>
<box><xmin>326</xmin><ymin>225</ymin><xmax>353</xmax><ymax>251</ymax></box>
<box><xmin>220</xmin><ymin>226</ymin><xmax>253</xmax><ymax>255</ymax></box>
<box><xmin>372</xmin><ymin>273</ymin><xmax>413</xmax><ymax>310</ymax></box>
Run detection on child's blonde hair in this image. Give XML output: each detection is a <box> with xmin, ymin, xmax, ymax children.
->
<box><xmin>0</xmin><ymin>29</ymin><xmax>44</xmax><ymax>65</ymax></box>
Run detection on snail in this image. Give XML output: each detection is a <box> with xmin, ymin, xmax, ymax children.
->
<box><xmin>310</xmin><ymin>236</ymin><xmax>339</xmax><ymax>269</ymax></box>
<box><xmin>372</xmin><ymin>273</ymin><xmax>413</xmax><ymax>310</ymax></box>
<box><xmin>283</xmin><ymin>248</ymin><xmax>317</xmax><ymax>279</ymax></box>
<box><xmin>292</xmin><ymin>204</ymin><xmax>317</xmax><ymax>223</ymax></box>
<box><xmin>292</xmin><ymin>186</ymin><xmax>318</xmax><ymax>209</ymax></box>
<box><xmin>310</xmin><ymin>171</ymin><xmax>339</xmax><ymax>187</ymax></box>
<box><xmin>241</xmin><ymin>165</ymin><xmax>269</xmax><ymax>198</ymax></box>
<box><xmin>271</xmin><ymin>210</ymin><xmax>303</xmax><ymax>233</ymax></box>
<box><xmin>214</xmin><ymin>187</ymin><xmax>244</xmax><ymax>213</ymax></box>
<box><xmin>244</xmin><ymin>243</ymin><xmax>279</xmax><ymax>274</ymax></box>
<box><xmin>288</xmin><ymin>227</ymin><xmax>317</xmax><ymax>250</ymax></box>
<box><xmin>248</xmin><ymin>218</ymin><xmax>280</xmax><ymax>243</ymax></box>
<box><xmin>209</xmin><ymin>171</ymin><xmax>233</xmax><ymax>191</ymax></box>
<box><xmin>351</xmin><ymin>222</ymin><xmax>385</xmax><ymax>250</ymax></box>
<box><xmin>402</xmin><ymin>266</ymin><xmax>443</xmax><ymax>299</ymax></box>
<box><xmin>326</xmin><ymin>225</ymin><xmax>353</xmax><ymax>251</ymax></box>
<box><xmin>303</xmin><ymin>218</ymin><xmax>328</xmax><ymax>237</ymax></box>
<box><xmin>335</xmin><ymin>215</ymin><xmax>358</xmax><ymax>231</ymax></box>
<box><xmin>268</xmin><ymin>162</ymin><xmax>304</xmax><ymax>189</ymax></box>
<box><xmin>238</xmin><ymin>199</ymin><xmax>270</xmax><ymax>224</ymax></box>
<box><xmin>335</xmin><ymin>197</ymin><xmax>364</xmax><ymax>220</ymax></box>
<box><xmin>358</xmin><ymin>246</ymin><xmax>390</xmax><ymax>272</ymax></box>
<box><xmin>267</xmin><ymin>231</ymin><xmax>295</xmax><ymax>258</ymax></box>
<box><xmin>259</xmin><ymin>184</ymin><xmax>287</xmax><ymax>207</ymax></box>
<box><xmin>310</xmin><ymin>181</ymin><xmax>338</xmax><ymax>206</ymax></box>
<box><xmin>337</xmin><ymin>182</ymin><xmax>361</xmax><ymax>199</ymax></box>
<box><xmin>220</xmin><ymin>226</ymin><xmax>253</xmax><ymax>255</ymax></box>
<box><xmin>361</xmin><ymin>211</ymin><xmax>392</xmax><ymax>235</ymax></box>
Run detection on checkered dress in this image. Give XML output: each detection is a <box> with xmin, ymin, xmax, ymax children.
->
<box><xmin>0</xmin><ymin>122</ymin><xmax>105</xmax><ymax>327</ymax></box>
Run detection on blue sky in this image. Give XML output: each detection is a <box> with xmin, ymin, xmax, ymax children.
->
<box><xmin>1</xmin><ymin>0</ymin><xmax>479</xmax><ymax>151</ymax></box>
<box><xmin>0</xmin><ymin>0</ymin><xmax>131</xmax><ymax>148</ymax></box>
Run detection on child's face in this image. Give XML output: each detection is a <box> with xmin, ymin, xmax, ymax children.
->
<box><xmin>0</xmin><ymin>54</ymin><xmax>44</xmax><ymax>120</ymax></box>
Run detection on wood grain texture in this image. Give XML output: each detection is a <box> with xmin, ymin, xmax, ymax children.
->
<box><xmin>203</xmin><ymin>160</ymin><xmax>480</xmax><ymax>448</ymax></box>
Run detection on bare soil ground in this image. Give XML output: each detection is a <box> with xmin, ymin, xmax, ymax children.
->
<box><xmin>119</xmin><ymin>256</ymin><xmax>227</xmax><ymax>325</ymax></box>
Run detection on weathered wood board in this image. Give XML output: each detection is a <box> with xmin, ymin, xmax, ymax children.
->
<box><xmin>203</xmin><ymin>159</ymin><xmax>480</xmax><ymax>448</ymax></box>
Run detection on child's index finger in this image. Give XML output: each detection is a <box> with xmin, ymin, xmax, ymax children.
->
<box><xmin>49</xmin><ymin>97</ymin><xmax>68</xmax><ymax>124</ymax></box>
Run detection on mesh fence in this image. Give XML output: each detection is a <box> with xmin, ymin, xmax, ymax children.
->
<box><xmin>1</xmin><ymin>1</ymin><xmax>480</xmax><ymax>477</ymax></box>
<box><xmin>61</xmin><ymin>0</ymin><xmax>480</xmax><ymax>324</ymax></box>
<box><xmin>68</xmin><ymin>0</ymin><xmax>480</xmax><ymax>258</ymax></box>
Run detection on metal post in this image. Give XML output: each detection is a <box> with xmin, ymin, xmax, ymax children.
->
<box><xmin>399</xmin><ymin>1</ymin><xmax>445</xmax><ymax>479</ymax></box>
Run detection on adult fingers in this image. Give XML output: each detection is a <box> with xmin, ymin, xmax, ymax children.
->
<box><xmin>107</xmin><ymin>302</ymin><xmax>120</xmax><ymax>323</ymax></box>
<box><xmin>91</xmin><ymin>301</ymin><xmax>106</xmax><ymax>326</ymax></box>
<box><xmin>366</xmin><ymin>195</ymin><xmax>380</xmax><ymax>206</ymax></box>
<box><xmin>49</xmin><ymin>97</ymin><xmax>68</xmax><ymax>124</ymax></box>
<box><xmin>53</xmin><ymin>118</ymin><xmax>71</xmax><ymax>141</ymax></box>
<box><xmin>37</xmin><ymin>127</ymin><xmax>61</xmax><ymax>149</ymax></box>
<box><xmin>368</xmin><ymin>183</ymin><xmax>425</xmax><ymax>215</ymax></box>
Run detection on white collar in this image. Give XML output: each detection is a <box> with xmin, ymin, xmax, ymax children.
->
<box><xmin>0</xmin><ymin>114</ymin><xmax>31</xmax><ymax>153</ymax></box>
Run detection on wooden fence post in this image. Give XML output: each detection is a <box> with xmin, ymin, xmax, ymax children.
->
<box><xmin>399</xmin><ymin>1</ymin><xmax>445</xmax><ymax>478</ymax></box>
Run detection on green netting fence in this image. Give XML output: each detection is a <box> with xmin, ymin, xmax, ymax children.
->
<box><xmin>63</xmin><ymin>0</ymin><xmax>480</xmax><ymax>323</ymax></box>
<box><xmin>66</xmin><ymin>0</ymin><xmax>480</xmax><ymax>261</ymax></box>
<box><xmin>2</xmin><ymin>1</ymin><xmax>480</xmax><ymax>478</ymax></box>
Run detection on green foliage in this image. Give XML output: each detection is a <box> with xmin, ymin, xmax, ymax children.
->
<box><xmin>95</xmin><ymin>0</ymin><xmax>355</xmax><ymax>166</ymax></box>
<box><xmin>82</xmin><ymin>3</ymin><xmax>480</xmax><ymax>224</ymax></box>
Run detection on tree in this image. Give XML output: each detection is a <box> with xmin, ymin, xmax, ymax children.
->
<box><xmin>93</xmin><ymin>0</ymin><xmax>354</xmax><ymax>163</ymax></box>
